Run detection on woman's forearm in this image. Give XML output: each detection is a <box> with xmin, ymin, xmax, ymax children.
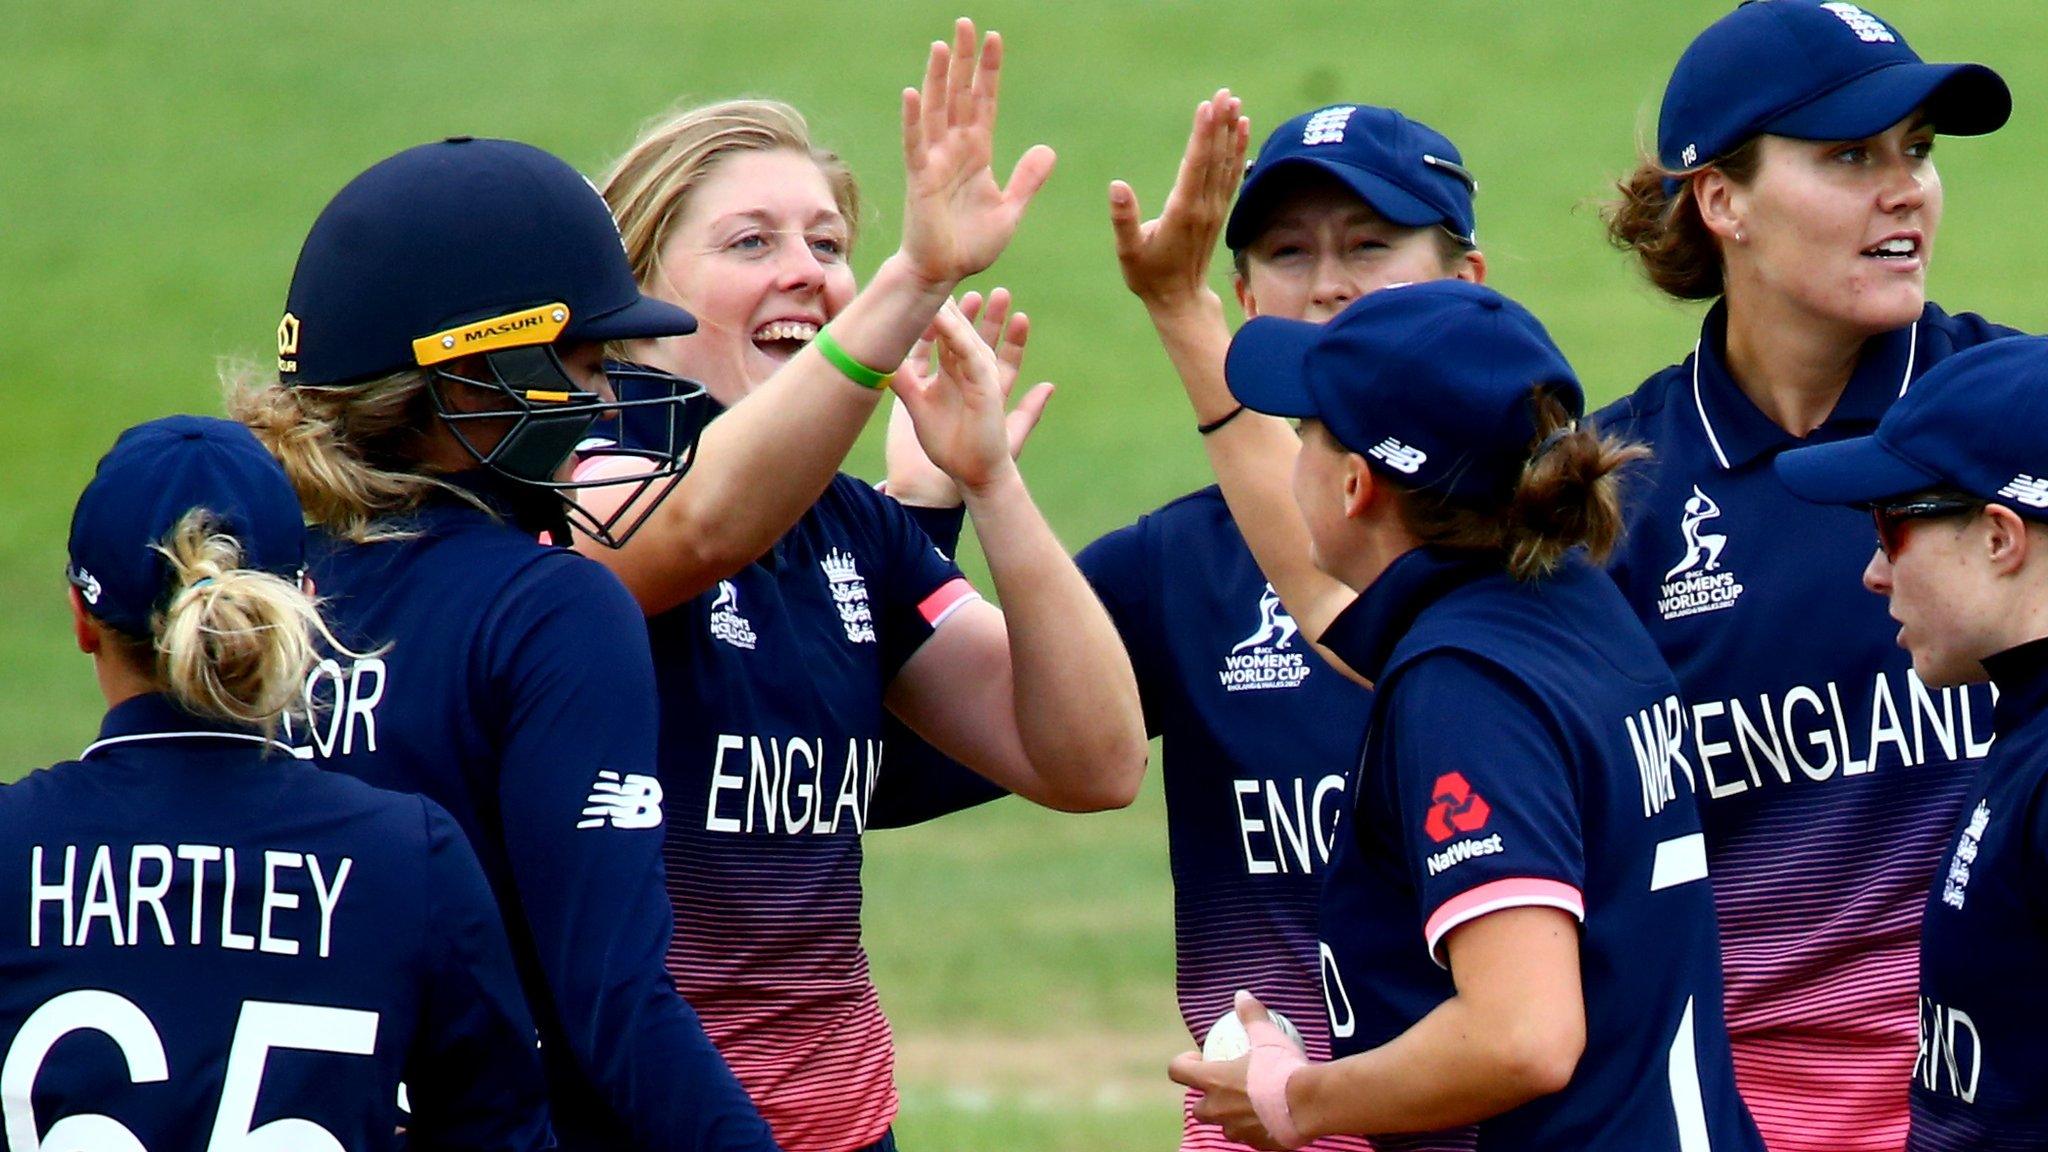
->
<box><xmin>963</xmin><ymin>467</ymin><xmax>1146</xmax><ymax>809</ymax></box>
<box><xmin>591</xmin><ymin>253</ymin><xmax>955</xmax><ymax>613</ymax></box>
<box><xmin>1148</xmin><ymin>291</ymin><xmax>1355</xmax><ymax>640</ymax></box>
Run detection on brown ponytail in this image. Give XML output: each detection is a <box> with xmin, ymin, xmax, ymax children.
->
<box><xmin>1391</xmin><ymin>389</ymin><xmax>1651</xmax><ymax>582</ymax></box>
<box><xmin>1602</xmin><ymin>140</ymin><xmax>1762</xmax><ymax>301</ymax></box>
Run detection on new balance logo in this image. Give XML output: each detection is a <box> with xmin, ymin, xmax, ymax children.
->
<box><xmin>1368</xmin><ymin>438</ymin><xmax>1426</xmax><ymax>474</ymax></box>
<box><xmin>1997</xmin><ymin>475</ymin><xmax>2048</xmax><ymax>508</ymax></box>
<box><xmin>1302</xmin><ymin>106</ymin><xmax>1357</xmax><ymax>146</ymax></box>
<box><xmin>1820</xmin><ymin>2</ymin><xmax>1896</xmax><ymax>42</ymax></box>
<box><xmin>578</xmin><ymin>770</ymin><xmax>664</xmax><ymax>830</ymax></box>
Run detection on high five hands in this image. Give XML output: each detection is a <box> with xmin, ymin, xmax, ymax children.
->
<box><xmin>885</xmin><ymin>287</ymin><xmax>1053</xmax><ymax>507</ymax></box>
<box><xmin>898</xmin><ymin>19</ymin><xmax>1059</xmax><ymax>292</ymax></box>
<box><xmin>890</xmin><ymin>299</ymin><xmax>1030</xmax><ymax>499</ymax></box>
<box><xmin>1109</xmin><ymin>88</ymin><xmax>1251</xmax><ymax>313</ymax></box>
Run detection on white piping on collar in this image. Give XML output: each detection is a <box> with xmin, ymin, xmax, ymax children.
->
<box><xmin>1691</xmin><ymin>321</ymin><xmax>1921</xmax><ymax>467</ymax></box>
<box><xmin>82</xmin><ymin>731</ymin><xmax>306</xmax><ymax>760</ymax></box>
<box><xmin>1690</xmin><ymin>339</ymin><xmax>1732</xmax><ymax>471</ymax></box>
<box><xmin>1896</xmin><ymin>322</ymin><xmax>1920</xmax><ymax>397</ymax></box>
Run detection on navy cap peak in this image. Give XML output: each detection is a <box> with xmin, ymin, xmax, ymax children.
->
<box><xmin>1226</xmin><ymin>104</ymin><xmax>1477</xmax><ymax>251</ymax></box>
<box><xmin>1777</xmin><ymin>337</ymin><xmax>2048</xmax><ymax>515</ymax></box>
<box><xmin>1225</xmin><ymin>281</ymin><xmax>1582</xmax><ymax>507</ymax></box>
<box><xmin>1659</xmin><ymin>1</ymin><xmax>2008</xmax><ymax>178</ymax></box>
<box><xmin>67</xmin><ymin>416</ymin><xmax>307</xmax><ymax>637</ymax></box>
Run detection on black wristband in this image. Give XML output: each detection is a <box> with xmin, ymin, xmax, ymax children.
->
<box><xmin>1197</xmin><ymin>405</ymin><xmax>1247</xmax><ymax>435</ymax></box>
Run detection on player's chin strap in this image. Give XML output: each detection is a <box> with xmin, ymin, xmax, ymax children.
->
<box><xmin>1244</xmin><ymin>1006</ymin><xmax>1311</xmax><ymax>1150</ymax></box>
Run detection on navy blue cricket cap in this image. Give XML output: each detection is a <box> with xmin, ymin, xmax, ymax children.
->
<box><xmin>1778</xmin><ymin>337</ymin><xmax>2048</xmax><ymax>517</ymax></box>
<box><xmin>67</xmin><ymin>416</ymin><xmax>307</xmax><ymax>637</ymax></box>
<box><xmin>1660</xmin><ymin>1</ymin><xmax>2008</xmax><ymax>178</ymax></box>
<box><xmin>1225</xmin><ymin>104</ymin><xmax>1477</xmax><ymax>251</ymax></box>
<box><xmin>1226</xmin><ymin>280</ymin><xmax>1582</xmax><ymax>506</ymax></box>
<box><xmin>279</xmin><ymin>136</ymin><xmax>696</xmax><ymax>386</ymax></box>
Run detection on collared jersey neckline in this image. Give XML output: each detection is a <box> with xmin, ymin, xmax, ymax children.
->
<box><xmin>1981</xmin><ymin>634</ymin><xmax>2048</xmax><ymax>734</ymax></box>
<box><xmin>1316</xmin><ymin>547</ymin><xmax>1499</xmax><ymax>681</ymax></box>
<box><xmin>81</xmin><ymin>692</ymin><xmax>299</xmax><ymax>760</ymax></box>
<box><xmin>1688</xmin><ymin>301</ymin><xmax>1921</xmax><ymax>471</ymax></box>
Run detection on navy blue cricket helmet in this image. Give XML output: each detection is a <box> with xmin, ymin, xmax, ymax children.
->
<box><xmin>278</xmin><ymin>136</ymin><xmax>710</xmax><ymax>547</ymax></box>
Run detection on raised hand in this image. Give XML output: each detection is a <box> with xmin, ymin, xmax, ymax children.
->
<box><xmin>890</xmin><ymin>299</ymin><xmax>1020</xmax><ymax>497</ymax></box>
<box><xmin>885</xmin><ymin>287</ymin><xmax>1053</xmax><ymax>507</ymax></box>
<box><xmin>898</xmin><ymin>19</ymin><xmax>1058</xmax><ymax>290</ymax></box>
<box><xmin>1108</xmin><ymin>88</ymin><xmax>1251</xmax><ymax>311</ymax></box>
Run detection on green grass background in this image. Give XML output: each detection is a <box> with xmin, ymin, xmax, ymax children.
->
<box><xmin>4</xmin><ymin>3</ymin><xmax>2044</xmax><ymax>1147</ymax></box>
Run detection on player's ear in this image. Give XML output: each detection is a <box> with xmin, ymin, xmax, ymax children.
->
<box><xmin>1984</xmin><ymin>503</ymin><xmax>2030</xmax><ymax>576</ymax></box>
<box><xmin>1692</xmin><ymin>166</ymin><xmax>1746</xmax><ymax>247</ymax></box>
<box><xmin>1341</xmin><ymin>454</ymin><xmax>1376</xmax><ymax>518</ymax></box>
<box><xmin>68</xmin><ymin>587</ymin><xmax>100</xmax><ymax>656</ymax></box>
<box><xmin>1233</xmin><ymin>270</ymin><xmax>1259</xmax><ymax>319</ymax></box>
<box><xmin>1454</xmin><ymin>247</ymin><xmax>1486</xmax><ymax>285</ymax></box>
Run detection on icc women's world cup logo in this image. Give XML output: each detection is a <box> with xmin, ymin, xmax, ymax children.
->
<box><xmin>1656</xmin><ymin>485</ymin><xmax>1744</xmax><ymax>622</ymax></box>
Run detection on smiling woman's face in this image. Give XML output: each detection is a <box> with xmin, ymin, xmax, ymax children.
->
<box><xmin>643</xmin><ymin>149</ymin><xmax>858</xmax><ymax>406</ymax></box>
<box><xmin>1724</xmin><ymin>115</ymin><xmax>1944</xmax><ymax>339</ymax></box>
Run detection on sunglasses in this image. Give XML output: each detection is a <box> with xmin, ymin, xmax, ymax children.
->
<box><xmin>1871</xmin><ymin>496</ymin><xmax>1985</xmax><ymax>561</ymax></box>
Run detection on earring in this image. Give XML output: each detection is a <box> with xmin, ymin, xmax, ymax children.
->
<box><xmin>1734</xmin><ymin>230</ymin><xmax>1746</xmax><ymax>243</ymax></box>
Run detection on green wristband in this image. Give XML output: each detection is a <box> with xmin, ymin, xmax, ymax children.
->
<box><xmin>813</xmin><ymin>327</ymin><xmax>893</xmax><ymax>391</ymax></box>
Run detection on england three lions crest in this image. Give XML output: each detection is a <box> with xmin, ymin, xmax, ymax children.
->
<box><xmin>1219</xmin><ymin>584</ymin><xmax>1310</xmax><ymax>692</ymax></box>
<box><xmin>1656</xmin><ymin>485</ymin><xmax>1744</xmax><ymax>622</ymax></box>
<box><xmin>822</xmin><ymin>549</ymin><xmax>876</xmax><ymax>645</ymax></box>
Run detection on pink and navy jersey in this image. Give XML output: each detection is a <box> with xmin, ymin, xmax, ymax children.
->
<box><xmin>0</xmin><ymin>693</ymin><xmax>547</xmax><ymax>1150</ymax></box>
<box><xmin>646</xmin><ymin>473</ymin><xmax>976</xmax><ymax>1152</ymax></box>
<box><xmin>1909</xmin><ymin>638</ymin><xmax>2048</xmax><ymax>1152</ymax></box>
<box><xmin>297</xmin><ymin>476</ymin><xmax>774</xmax><ymax>1152</ymax></box>
<box><xmin>1315</xmin><ymin>548</ymin><xmax>1761</xmax><ymax>1152</ymax></box>
<box><xmin>1597</xmin><ymin>303</ymin><xmax>2020</xmax><ymax>1152</ymax></box>
<box><xmin>1076</xmin><ymin>487</ymin><xmax>1381</xmax><ymax>1152</ymax></box>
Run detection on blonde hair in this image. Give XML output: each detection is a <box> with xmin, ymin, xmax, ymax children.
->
<box><xmin>1390</xmin><ymin>389</ymin><xmax>1652</xmax><ymax>581</ymax></box>
<box><xmin>138</xmin><ymin>510</ymin><xmax>352</xmax><ymax>737</ymax></box>
<box><xmin>1603</xmin><ymin>138</ymin><xmax>1764</xmax><ymax>301</ymax></box>
<box><xmin>600</xmin><ymin>99</ymin><xmax>863</xmax><ymax>288</ymax></box>
<box><xmin>226</xmin><ymin>361</ymin><xmax>479</xmax><ymax>543</ymax></box>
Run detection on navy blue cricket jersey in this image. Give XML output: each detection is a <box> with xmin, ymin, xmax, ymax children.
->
<box><xmin>1315</xmin><ymin>548</ymin><xmax>1760</xmax><ymax>1152</ymax></box>
<box><xmin>1909</xmin><ymin>637</ymin><xmax>2048</xmax><ymax>1151</ymax></box>
<box><xmin>1078</xmin><ymin>487</ymin><xmax>1377</xmax><ymax>1152</ymax></box>
<box><xmin>293</xmin><ymin>475</ymin><xmax>774</xmax><ymax>1152</ymax></box>
<box><xmin>0</xmin><ymin>693</ymin><xmax>547</xmax><ymax>1150</ymax></box>
<box><xmin>1597</xmin><ymin>302</ymin><xmax>2019</xmax><ymax>1151</ymax></box>
<box><xmin>645</xmin><ymin>473</ymin><xmax>976</xmax><ymax>1152</ymax></box>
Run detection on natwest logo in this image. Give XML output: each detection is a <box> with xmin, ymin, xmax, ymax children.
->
<box><xmin>1423</xmin><ymin>772</ymin><xmax>1491</xmax><ymax>843</ymax></box>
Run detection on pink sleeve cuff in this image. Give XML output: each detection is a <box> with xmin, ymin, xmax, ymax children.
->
<box><xmin>1424</xmin><ymin>877</ymin><xmax>1584</xmax><ymax>967</ymax></box>
<box><xmin>918</xmin><ymin>577</ymin><xmax>981</xmax><ymax>628</ymax></box>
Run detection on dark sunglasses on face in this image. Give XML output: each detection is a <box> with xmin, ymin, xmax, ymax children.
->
<box><xmin>1871</xmin><ymin>496</ymin><xmax>1986</xmax><ymax>561</ymax></box>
